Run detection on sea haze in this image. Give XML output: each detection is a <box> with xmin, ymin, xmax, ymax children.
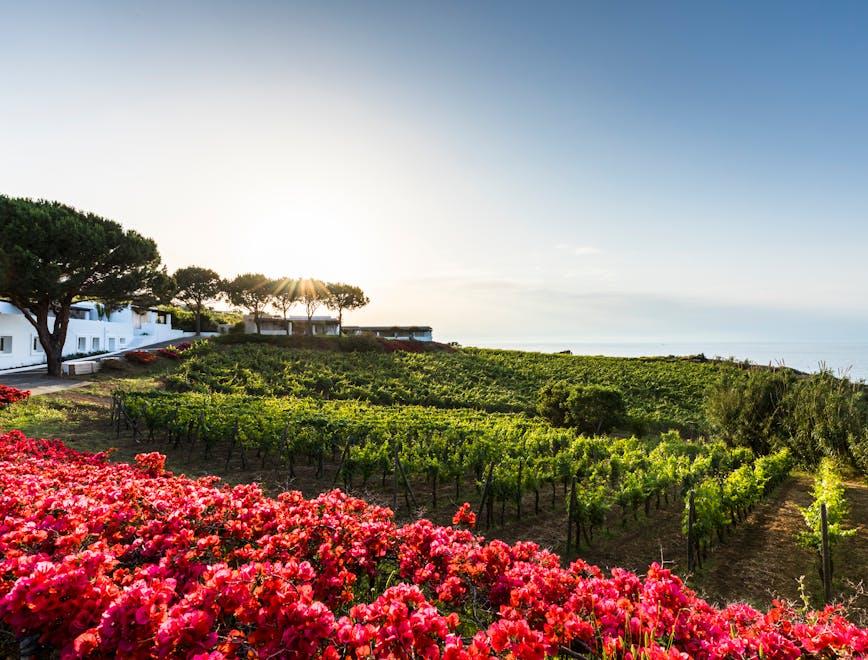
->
<box><xmin>467</xmin><ymin>341</ymin><xmax>868</xmax><ymax>382</ymax></box>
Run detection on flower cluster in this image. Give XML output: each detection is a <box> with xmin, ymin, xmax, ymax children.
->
<box><xmin>0</xmin><ymin>385</ymin><xmax>30</xmax><ymax>408</ymax></box>
<box><xmin>123</xmin><ymin>350</ymin><xmax>158</xmax><ymax>365</ymax></box>
<box><xmin>0</xmin><ymin>430</ymin><xmax>865</xmax><ymax>659</ymax></box>
<box><xmin>156</xmin><ymin>342</ymin><xmax>193</xmax><ymax>361</ymax></box>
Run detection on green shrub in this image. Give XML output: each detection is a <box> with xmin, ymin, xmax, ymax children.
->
<box><xmin>158</xmin><ymin>305</ymin><xmax>242</xmax><ymax>333</ymax></box>
<box><xmin>783</xmin><ymin>370</ymin><xmax>867</xmax><ymax>467</ymax></box>
<box><xmin>536</xmin><ymin>381</ymin><xmax>573</xmax><ymax>427</ymax></box>
<box><xmin>706</xmin><ymin>369</ymin><xmax>793</xmax><ymax>455</ymax></box>
<box><xmin>707</xmin><ymin>366</ymin><xmax>868</xmax><ymax>471</ymax></box>
<box><xmin>537</xmin><ymin>381</ymin><xmax>625</xmax><ymax>434</ymax></box>
<box><xmin>797</xmin><ymin>457</ymin><xmax>856</xmax><ymax>581</ymax></box>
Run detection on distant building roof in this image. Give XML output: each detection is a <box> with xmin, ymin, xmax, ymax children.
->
<box><xmin>344</xmin><ymin>325</ymin><xmax>432</xmax><ymax>332</ymax></box>
<box><xmin>246</xmin><ymin>314</ymin><xmax>338</xmax><ymax>323</ymax></box>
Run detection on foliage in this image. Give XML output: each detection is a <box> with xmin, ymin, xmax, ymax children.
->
<box><xmin>0</xmin><ymin>430</ymin><xmax>865</xmax><ymax>658</ymax></box>
<box><xmin>224</xmin><ymin>273</ymin><xmax>272</xmax><ymax>333</ymax></box>
<box><xmin>0</xmin><ymin>386</ymin><xmax>29</xmax><ymax>408</ymax></box>
<box><xmin>172</xmin><ymin>266</ymin><xmax>223</xmax><ymax>335</ymax></box>
<box><xmin>538</xmin><ymin>382</ymin><xmax>625</xmax><ymax>434</ymax></box>
<box><xmin>270</xmin><ymin>277</ymin><xmax>298</xmax><ymax>333</ymax></box>
<box><xmin>707</xmin><ymin>367</ymin><xmax>868</xmax><ymax>471</ymax></box>
<box><xmin>155</xmin><ymin>343</ymin><xmax>192</xmax><ymax>361</ymax></box>
<box><xmin>685</xmin><ymin>448</ymin><xmax>792</xmax><ymax>552</ymax></box>
<box><xmin>170</xmin><ymin>343</ymin><xmax>740</xmax><ymax>429</ymax></box>
<box><xmin>124</xmin><ymin>350</ymin><xmax>158</xmax><ymax>365</ymax></box>
<box><xmin>158</xmin><ymin>305</ymin><xmax>242</xmax><ymax>333</ymax></box>
<box><xmin>118</xmin><ymin>390</ymin><xmax>770</xmax><ymax>543</ymax></box>
<box><xmin>798</xmin><ymin>458</ymin><xmax>856</xmax><ymax>553</ymax></box>
<box><xmin>211</xmin><ymin>333</ymin><xmax>454</xmax><ymax>353</ymax></box>
<box><xmin>783</xmin><ymin>370</ymin><xmax>868</xmax><ymax>467</ymax></box>
<box><xmin>296</xmin><ymin>278</ymin><xmax>330</xmax><ymax>334</ymax></box>
<box><xmin>706</xmin><ymin>369</ymin><xmax>793</xmax><ymax>455</ymax></box>
<box><xmin>0</xmin><ymin>196</ymin><xmax>165</xmax><ymax>375</ymax></box>
<box><xmin>324</xmin><ymin>282</ymin><xmax>370</xmax><ymax>329</ymax></box>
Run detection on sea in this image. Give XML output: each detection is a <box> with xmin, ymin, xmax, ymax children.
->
<box><xmin>463</xmin><ymin>341</ymin><xmax>868</xmax><ymax>382</ymax></box>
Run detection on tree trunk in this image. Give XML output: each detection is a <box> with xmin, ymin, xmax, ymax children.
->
<box><xmin>284</xmin><ymin>313</ymin><xmax>290</xmax><ymax>335</ymax></box>
<box><xmin>195</xmin><ymin>302</ymin><xmax>202</xmax><ymax>336</ymax></box>
<box><xmin>46</xmin><ymin>348</ymin><xmax>63</xmax><ymax>377</ymax></box>
<box><xmin>338</xmin><ymin>308</ymin><xmax>343</xmax><ymax>335</ymax></box>
<box><xmin>20</xmin><ymin>299</ymin><xmax>70</xmax><ymax>377</ymax></box>
<box><xmin>307</xmin><ymin>313</ymin><xmax>314</xmax><ymax>336</ymax></box>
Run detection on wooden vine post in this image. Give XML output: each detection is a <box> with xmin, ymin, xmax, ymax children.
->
<box><xmin>566</xmin><ymin>477</ymin><xmax>577</xmax><ymax>555</ymax></box>
<box><xmin>476</xmin><ymin>462</ymin><xmax>495</xmax><ymax>526</ymax></box>
<box><xmin>687</xmin><ymin>490</ymin><xmax>696</xmax><ymax>573</ymax></box>
<box><xmin>821</xmin><ymin>502</ymin><xmax>832</xmax><ymax>604</ymax></box>
<box><xmin>392</xmin><ymin>441</ymin><xmax>399</xmax><ymax>511</ymax></box>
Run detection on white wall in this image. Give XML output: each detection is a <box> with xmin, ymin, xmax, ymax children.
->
<box><xmin>0</xmin><ymin>301</ymin><xmax>182</xmax><ymax>369</ymax></box>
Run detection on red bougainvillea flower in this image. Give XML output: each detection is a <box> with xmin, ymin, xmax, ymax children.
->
<box><xmin>452</xmin><ymin>502</ymin><xmax>477</xmax><ymax>528</ymax></box>
<box><xmin>0</xmin><ymin>429</ymin><xmax>866</xmax><ymax>659</ymax></box>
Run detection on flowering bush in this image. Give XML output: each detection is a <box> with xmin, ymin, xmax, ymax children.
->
<box><xmin>0</xmin><ymin>385</ymin><xmax>30</xmax><ymax>408</ymax></box>
<box><xmin>0</xmin><ymin>430</ymin><xmax>865</xmax><ymax>658</ymax></box>
<box><xmin>123</xmin><ymin>350</ymin><xmax>158</xmax><ymax>365</ymax></box>
<box><xmin>156</xmin><ymin>342</ymin><xmax>193</xmax><ymax>361</ymax></box>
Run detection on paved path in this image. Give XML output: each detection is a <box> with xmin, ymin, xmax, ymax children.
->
<box><xmin>0</xmin><ymin>373</ymin><xmax>93</xmax><ymax>396</ymax></box>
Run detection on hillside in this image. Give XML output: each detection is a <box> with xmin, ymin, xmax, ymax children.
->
<box><xmin>167</xmin><ymin>341</ymin><xmax>754</xmax><ymax>431</ymax></box>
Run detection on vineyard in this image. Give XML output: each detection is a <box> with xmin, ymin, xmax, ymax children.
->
<box><xmin>166</xmin><ymin>343</ymin><xmax>753</xmax><ymax>431</ymax></box>
<box><xmin>116</xmin><ymin>390</ymin><xmax>792</xmax><ymax>554</ymax></box>
<box><xmin>0</xmin><ymin>430</ymin><xmax>865</xmax><ymax>658</ymax></box>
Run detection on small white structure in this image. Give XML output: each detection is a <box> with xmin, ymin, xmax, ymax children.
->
<box><xmin>0</xmin><ymin>300</ymin><xmax>186</xmax><ymax>370</ymax></box>
<box><xmin>343</xmin><ymin>326</ymin><xmax>433</xmax><ymax>341</ymax></box>
<box><xmin>243</xmin><ymin>314</ymin><xmax>340</xmax><ymax>336</ymax></box>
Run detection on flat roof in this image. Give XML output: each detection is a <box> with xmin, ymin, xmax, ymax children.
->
<box><xmin>343</xmin><ymin>325</ymin><xmax>432</xmax><ymax>331</ymax></box>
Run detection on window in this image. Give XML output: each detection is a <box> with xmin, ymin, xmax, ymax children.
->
<box><xmin>92</xmin><ymin>337</ymin><xmax>100</xmax><ymax>351</ymax></box>
<box><xmin>0</xmin><ymin>336</ymin><xmax>11</xmax><ymax>354</ymax></box>
<box><xmin>32</xmin><ymin>337</ymin><xmax>43</xmax><ymax>353</ymax></box>
<box><xmin>108</xmin><ymin>337</ymin><xmax>116</xmax><ymax>351</ymax></box>
<box><xmin>120</xmin><ymin>337</ymin><xmax>126</xmax><ymax>345</ymax></box>
<box><xmin>77</xmin><ymin>336</ymin><xmax>86</xmax><ymax>352</ymax></box>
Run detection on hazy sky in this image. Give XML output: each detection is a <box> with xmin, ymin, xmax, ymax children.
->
<box><xmin>3</xmin><ymin>2</ymin><xmax>868</xmax><ymax>342</ymax></box>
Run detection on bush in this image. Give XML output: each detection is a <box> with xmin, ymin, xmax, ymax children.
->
<box><xmin>0</xmin><ymin>385</ymin><xmax>30</xmax><ymax>408</ymax></box>
<box><xmin>706</xmin><ymin>367</ymin><xmax>868</xmax><ymax>471</ymax></box>
<box><xmin>124</xmin><ymin>350</ymin><xmax>158</xmax><ymax>365</ymax></box>
<box><xmin>214</xmin><ymin>333</ymin><xmax>455</xmax><ymax>354</ymax></box>
<box><xmin>156</xmin><ymin>342</ymin><xmax>193</xmax><ymax>361</ymax></box>
<box><xmin>157</xmin><ymin>305</ymin><xmax>242</xmax><ymax>333</ymax></box>
<box><xmin>537</xmin><ymin>381</ymin><xmax>625</xmax><ymax>434</ymax></box>
<box><xmin>783</xmin><ymin>370</ymin><xmax>867</xmax><ymax>467</ymax></box>
<box><xmin>706</xmin><ymin>369</ymin><xmax>793</xmax><ymax>455</ymax></box>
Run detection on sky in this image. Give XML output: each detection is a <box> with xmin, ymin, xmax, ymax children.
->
<box><xmin>2</xmin><ymin>1</ymin><xmax>868</xmax><ymax>343</ymax></box>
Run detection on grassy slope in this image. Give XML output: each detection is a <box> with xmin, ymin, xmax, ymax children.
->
<box><xmin>168</xmin><ymin>343</ymin><xmax>751</xmax><ymax>431</ymax></box>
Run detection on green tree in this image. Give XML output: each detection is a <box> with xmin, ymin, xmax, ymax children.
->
<box><xmin>173</xmin><ymin>266</ymin><xmax>223</xmax><ymax>336</ymax></box>
<box><xmin>0</xmin><ymin>196</ymin><xmax>164</xmax><ymax>376</ymax></box>
<box><xmin>325</xmin><ymin>282</ymin><xmax>370</xmax><ymax>332</ymax></box>
<box><xmin>225</xmin><ymin>273</ymin><xmax>272</xmax><ymax>334</ymax></box>
<box><xmin>270</xmin><ymin>278</ymin><xmax>298</xmax><ymax>335</ymax></box>
<box><xmin>296</xmin><ymin>278</ymin><xmax>329</xmax><ymax>335</ymax></box>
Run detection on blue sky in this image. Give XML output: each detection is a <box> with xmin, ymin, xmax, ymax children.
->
<box><xmin>2</xmin><ymin>2</ymin><xmax>868</xmax><ymax>342</ymax></box>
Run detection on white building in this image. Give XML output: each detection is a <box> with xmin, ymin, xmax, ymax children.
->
<box><xmin>243</xmin><ymin>314</ymin><xmax>340</xmax><ymax>336</ymax></box>
<box><xmin>343</xmin><ymin>325</ymin><xmax>433</xmax><ymax>341</ymax></box>
<box><xmin>0</xmin><ymin>300</ymin><xmax>186</xmax><ymax>370</ymax></box>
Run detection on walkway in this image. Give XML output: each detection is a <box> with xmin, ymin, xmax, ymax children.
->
<box><xmin>0</xmin><ymin>373</ymin><xmax>93</xmax><ymax>395</ymax></box>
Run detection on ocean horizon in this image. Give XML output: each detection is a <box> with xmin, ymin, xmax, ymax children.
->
<box><xmin>459</xmin><ymin>340</ymin><xmax>868</xmax><ymax>381</ymax></box>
